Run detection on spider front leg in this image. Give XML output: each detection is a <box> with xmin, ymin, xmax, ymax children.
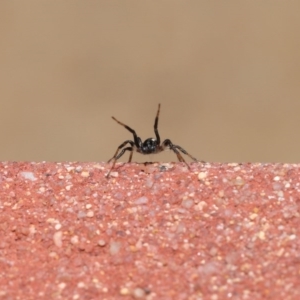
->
<box><xmin>161</xmin><ymin>139</ymin><xmax>198</xmax><ymax>169</ymax></box>
<box><xmin>106</xmin><ymin>140</ymin><xmax>134</xmax><ymax>178</ymax></box>
<box><xmin>111</xmin><ymin>117</ymin><xmax>142</xmax><ymax>148</ymax></box>
<box><xmin>154</xmin><ymin>103</ymin><xmax>161</xmax><ymax>145</ymax></box>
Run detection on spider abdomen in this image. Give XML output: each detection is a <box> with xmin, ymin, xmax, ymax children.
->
<box><xmin>140</xmin><ymin>138</ymin><xmax>158</xmax><ymax>154</ymax></box>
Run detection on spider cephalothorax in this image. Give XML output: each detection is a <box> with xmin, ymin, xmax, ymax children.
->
<box><xmin>140</xmin><ymin>138</ymin><xmax>158</xmax><ymax>154</ymax></box>
<box><xmin>106</xmin><ymin>104</ymin><xmax>198</xmax><ymax>177</ymax></box>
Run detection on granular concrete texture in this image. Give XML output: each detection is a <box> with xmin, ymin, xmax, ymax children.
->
<box><xmin>0</xmin><ymin>162</ymin><xmax>300</xmax><ymax>299</ymax></box>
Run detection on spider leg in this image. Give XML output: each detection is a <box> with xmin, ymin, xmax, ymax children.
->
<box><xmin>154</xmin><ymin>103</ymin><xmax>161</xmax><ymax>145</ymax></box>
<box><xmin>161</xmin><ymin>139</ymin><xmax>188</xmax><ymax>167</ymax></box>
<box><xmin>162</xmin><ymin>139</ymin><xmax>198</xmax><ymax>169</ymax></box>
<box><xmin>107</xmin><ymin>140</ymin><xmax>134</xmax><ymax>163</ymax></box>
<box><xmin>111</xmin><ymin>116</ymin><xmax>141</xmax><ymax>148</ymax></box>
<box><xmin>172</xmin><ymin>144</ymin><xmax>198</xmax><ymax>162</ymax></box>
<box><xmin>106</xmin><ymin>145</ymin><xmax>134</xmax><ymax>178</ymax></box>
<box><xmin>128</xmin><ymin>148</ymin><xmax>133</xmax><ymax>162</ymax></box>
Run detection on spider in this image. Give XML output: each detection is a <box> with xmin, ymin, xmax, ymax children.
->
<box><xmin>106</xmin><ymin>104</ymin><xmax>199</xmax><ymax>177</ymax></box>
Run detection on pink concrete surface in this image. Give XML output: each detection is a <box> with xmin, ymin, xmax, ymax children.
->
<box><xmin>0</xmin><ymin>161</ymin><xmax>300</xmax><ymax>299</ymax></box>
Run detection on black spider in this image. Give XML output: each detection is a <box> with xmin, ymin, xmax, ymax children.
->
<box><xmin>106</xmin><ymin>104</ymin><xmax>199</xmax><ymax>177</ymax></box>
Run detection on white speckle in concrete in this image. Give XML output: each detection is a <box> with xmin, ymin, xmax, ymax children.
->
<box><xmin>20</xmin><ymin>172</ymin><xmax>37</xmax><ymax>181</ymax></box>
<box><xmin>53</xmin><ymin>231</ymin><xmax>63</xmax><ymax>247</ymax></box>
<box><xmin>198</xmin><ymin>172</ymin><xmax>207</xmax><ymax>180</ymax></box>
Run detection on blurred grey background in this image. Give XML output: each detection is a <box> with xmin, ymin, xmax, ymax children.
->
<box><xmin>0</xmin><ymin>1</ymin><xmax>300</xmax><ymax>163</ymax></box>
